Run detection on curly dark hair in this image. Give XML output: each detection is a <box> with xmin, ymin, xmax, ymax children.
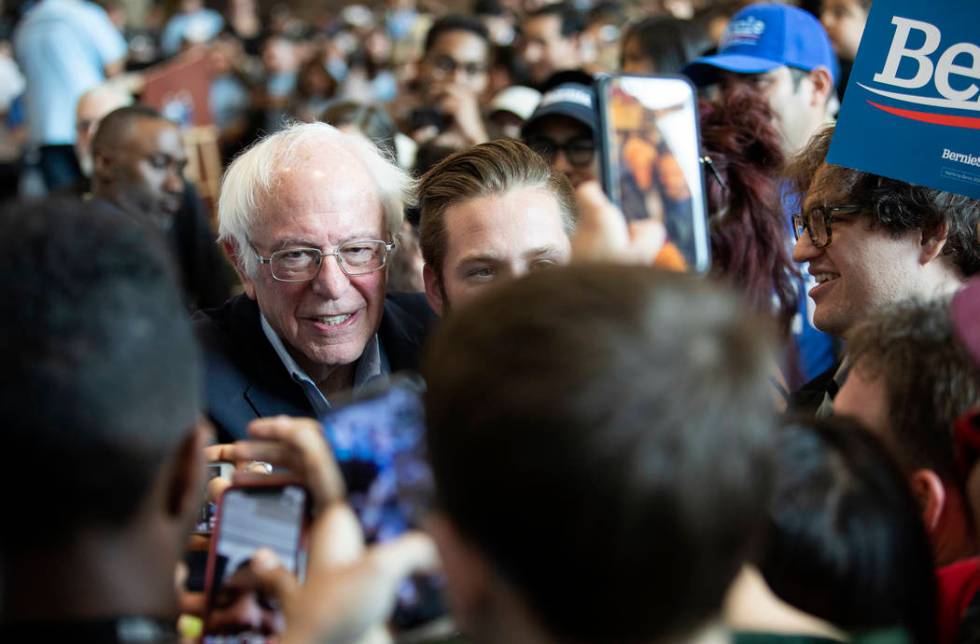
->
<box><xmin>700</xmin><ymin>81</ymin><xmax>799</xmax><ymax>339</ymax></box>
<box><xmin>786</xmin><ymin>125</ymin><xmax>980</xmax><ymax>277</ymax></box>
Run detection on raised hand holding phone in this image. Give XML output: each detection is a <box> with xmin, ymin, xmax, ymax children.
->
<box><xmin>249</xmin><ymin>506</ymin><xmax>439</xmax><ymax>644</ymax></box>
<box><xmin>571</xmin><ymin>180</ymin><xmax>667</xmax><ymax>265</ymax></box>
<box><xmin>595</xmin><ymin>74</ymin><xmax>711</xmax><ymax>272</ymax></box>
<box><xmin>229</xmin><ymin>416</ymin><xmax>347</xmax><ymax>517</ymax></box>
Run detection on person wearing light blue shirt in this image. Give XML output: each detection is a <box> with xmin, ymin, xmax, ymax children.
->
<box><xmin>160</xmin><ymin>1</ymin><xmax>224</xmax><ymax>58</ymax></box>
<box><xmin>14</xmin><ymin>0</ymin><xmax>126</xmax><ymax>190</ymax></box>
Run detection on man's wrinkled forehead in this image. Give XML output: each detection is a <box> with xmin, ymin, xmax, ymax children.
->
<box><xmin>254</xmin><ymin>153</ymin><xmax>381</xmax><ymax>223</ymax></box>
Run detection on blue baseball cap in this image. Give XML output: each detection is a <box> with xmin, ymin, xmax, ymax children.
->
<box><xmin>683</xmin><ymin>4</ymin><xmax>837</xmax><ymax>87</ymax></box>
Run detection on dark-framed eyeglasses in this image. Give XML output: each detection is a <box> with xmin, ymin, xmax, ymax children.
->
<box><xmin>792</xmin><ymin>204</ymin><xmax>863</xmax><ymax>249</ymax></box>
<box><xmin>525</xmin><ymin>136</ymin><xmax>596</xmax><ymax>168</ymax></box>
<box><xmin>429</xmin><ymin>55</ymin><xmax>487</xmax><ymax>79</ymax></box>
<box><xmin>251</xmin><ymin>239</ymin><xmax>395</xmax><ymax>282</ymax></box>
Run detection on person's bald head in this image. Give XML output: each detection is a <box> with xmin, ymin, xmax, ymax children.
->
<box><xmin>92</xmin><ymin>106</ymin><xmax>188</xmax><ymax>228</ymax></box>
<box><xmin>75</xmin><ymin>84</ymin><xmax>133</xmax><ymax>177</ymax></box>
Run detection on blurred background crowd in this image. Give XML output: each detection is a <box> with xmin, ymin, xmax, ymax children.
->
<box><xmin>0</xmin><ymin>0</ymin><xmax>859</xmax><ymax>202</ymax></box>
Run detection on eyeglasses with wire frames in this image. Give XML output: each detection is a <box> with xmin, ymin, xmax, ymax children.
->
<box><xmin>250</xmin><ymin>239</ymin><xmax>395</xmax><ymax>282</ymax></box>
<box><xmin>792</xmin><ymin>204</ymin><xmax>863</xmax><ymax>249</ymax></box>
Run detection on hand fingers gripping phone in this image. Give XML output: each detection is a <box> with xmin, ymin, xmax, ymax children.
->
<box><xmin>203</xmin><ymin>478</ymin><xmax>310</xmax><ymax>642</ymax></box>
<box><xmin>320</xmin><ymin>375</ymin><xmax>446</xmax><ymax>632</ymax></box>
<box><xmin>596</xmin><ymin>73</ymin><xmax>711</xmax><ymax>273</ymax></box>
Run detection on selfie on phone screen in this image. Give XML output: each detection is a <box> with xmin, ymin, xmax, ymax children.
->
<box><xmin>597</xmin><ymin>74</ymin><xmax>710</xmax><ymax>272</ymax></box>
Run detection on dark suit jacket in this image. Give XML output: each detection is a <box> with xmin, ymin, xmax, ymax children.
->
<box><xmin>785</xmin><ymin>361</ymin><xmax>841</xmax><ymax>419</ymax></box>
<box><xmin>194</xmin><ymin>292</ymin><xmax>436</xmax><ymax>442</ymax></box>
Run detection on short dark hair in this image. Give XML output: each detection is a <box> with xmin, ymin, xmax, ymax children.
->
<box><xmin>786</xmin><ymin>125</ymin><xmax>980</xmax><ymax>277</ymax></box>
<box><xmin>423</xmin><ymin>15</ymin><xmax>490</xmax><ymax>56</ymax></box>
<box><xmin>0</xmin><ymin>198</ymin><xmax>200</xmax><ymax>549</ymax></box>
<box><xmin>473</xmin><ymin>0</ymin><xmax>505</xmax><ymax>17</ymax></box>
<box><xmin>527</xmin><ymin>2</ymin><xmax>585</xmax><ymax>37</ymax></box>
<box><xmin>90</xmin><ymin>104</ymin><xmax>169</xmax><ymax>158</ymax></box>
<box><xmin>762</xmin><ymin>416</ymin><xmax>937</xmax><ymax>644</ymax></box>
<box><xmin>423</xmin><ymin>265</ymin><xmax>777</xmax><ymax>643</ymax></box>
<box><xmin>844</xmin><ymin>297</ymin><xmax>980</xmax><ymax>483</ymax></box>
<box><xmin>620</xmin><ymin>16</ymin><xmax>710</xmax><ymax>74</ymax></box>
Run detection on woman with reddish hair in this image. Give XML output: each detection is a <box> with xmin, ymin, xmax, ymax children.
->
<box><xmin>699</xmin><ymin>82</ymin><xmax>802</xmax><ymax>385</ymax></box>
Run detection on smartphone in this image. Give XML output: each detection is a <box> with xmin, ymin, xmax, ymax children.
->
<box><xmin>203</xmin><ymin>479</ymin><xmax>310</xmax><ymax>641</ymax></box>
<box><xmin>320</xmin><ymin>375</ymin><xmax>445</xmax><ymax>631</ymax></box>
<box><xmin>194</xmin><ymin>462</ymin><xmax>235</xmax><ymax>535</ymax></box>
<box><xmin>596</xmin><ymin>73</ymin><xmax>711</xmax><ymax>273</ymax></box>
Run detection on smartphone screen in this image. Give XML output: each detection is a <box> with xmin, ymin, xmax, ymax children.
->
<box><xmin>204</xmin><ymin>483</ymin><xmax>308</xmax><ymax>641</ymax></box>
<box><xmin>194</xmin><ymin>463</ymin><xmax>234</xmax><ymax>535</ymax></box>
<box><xmin>320</xmin><ymin>378</ymin><xmax>444</xmax><ymax>630</ymax></box>
<box><xmin>597</xmin><ymin>74</ymin><xmax>710</xmax><ymax>273</ymax></box>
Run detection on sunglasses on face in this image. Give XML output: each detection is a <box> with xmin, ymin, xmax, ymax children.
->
<box><xmin>525</xmin><ymin>136</ymin><xmax>596</xmax><ymax>168</ymax></box>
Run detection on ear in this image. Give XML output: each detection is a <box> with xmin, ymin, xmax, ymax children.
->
<box><xmin>808</xmin><ymin>66</ymin><xmax>835</xmax><ymax>108</ymax></box>
<box><xmin>165</xmin><ymin>418</ymin><xmax>213</xmax><ymax>521</ymax></box>
<box><xmin>910</xmin><ymin>468</ymin><xmax>946</xmax><ymax>532</ymax></box>
<box><xmin>919</xmin><ymin>219</ymin><xmax>950</xmax><ymax>265</ymax></box>
<box><xmin>93</xmin><ymin>148</ymin><xmax>115</xmax><ymax>185</ymax></box>
<box><xmin>222</xmin><ymin>240</ymin><xmax>256</xmax><ymax>299</ymax></box>
<box><xmin>426</xmin><ymin>513</ymin><xmax>493</xmax><ymax>631</ymax></box>
<box><xmin>423</xmin><ymin>264</ymin><xmax>445</xmax><ymax>316</ymax></box>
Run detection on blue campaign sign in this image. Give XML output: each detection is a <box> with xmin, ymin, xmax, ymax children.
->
<box><xmin>828</xmin><ymin>0</ymin><xmax>980</xmax><ymax>198</ymax></box>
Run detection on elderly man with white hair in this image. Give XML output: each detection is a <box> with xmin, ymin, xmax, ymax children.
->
<box><xmin>195</xmin><ymin>122</ymin><xmax>435</xmax><ymax>441</ymax></box>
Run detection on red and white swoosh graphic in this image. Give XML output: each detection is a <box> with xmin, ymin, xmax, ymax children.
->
<box><xmin>858</xmin><ymin>82</ymin><xmax>980</xmax><ymax>129</ymax></box>
<box><xmin>867</xmin><ymin>100</ymin><xmax>980</xmax><ymax>129</ymax></box>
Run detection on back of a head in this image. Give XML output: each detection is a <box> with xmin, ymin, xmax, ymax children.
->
<box><xmin>844</xmin><ymin>297</ymin><xmax>980</xmax><ymax>483</ymax></box>
<box><xmin>417</xmin><ymin>138</ymin><xmax>574</xmax><ymax>278</ymax></box>
<box><xmin>0</xmin><ymin>198</ymin><xmax>200</xmax><ymax>550</ymax></box>
<box><xmin>761</xmin><ymin>417</ymin><xmax>937</xmax><ymax>644</ymax></box>
<box><xmin>423</xmin><ymin>265</ymin><xmax>777</xmax><ymax>643</ymax></box>
<box><xmin>622</xmin><ymin>16</ymin><xmax>710</xmax><ymax>75</ymax></box>
<box><xmin>700</xmin><ymin>81</ymin><xmax>798</xmax><ymax>336</ymax></box>
<box><xmin>787</xmin><ymin>125</ymin><xmax>980</xmax><ymax>278</ymax></box>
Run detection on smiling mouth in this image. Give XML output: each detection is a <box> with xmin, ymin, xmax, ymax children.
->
<box><xmin>813</xmin><ymin>272</ymin><xmax>840</xmax><ymax>285</ymax></box>
<box><xmin>311</xmin><ymin>313</ymin><xmax>353</xmax><ymax>326</ymax></box>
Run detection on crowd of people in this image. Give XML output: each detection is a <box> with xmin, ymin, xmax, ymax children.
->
<box><xmin>2</xmin><ymin>0</ymin><xmax>980</xmax><ymax>642</ymax></box>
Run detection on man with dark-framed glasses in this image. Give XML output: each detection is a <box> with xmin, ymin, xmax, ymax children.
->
<box><xmin>402</xmin><ymin>15</ymin><xmax>492</xmax><ymax>147</ymax></box>
<box><xmin>786</xmin><ymin>124</ymin><xmax>979</xmax><ymax>415</ymax></box>
<box><xmin>195</xmin><ymin>122</ymin><xmax>435</xmax><ymax>442</ymax></box>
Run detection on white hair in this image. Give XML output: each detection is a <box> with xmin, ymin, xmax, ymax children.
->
<box><xmin>218</xmin><ymin>121</ymin><xmax>414</xmax><ymax>277</ymax></box>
